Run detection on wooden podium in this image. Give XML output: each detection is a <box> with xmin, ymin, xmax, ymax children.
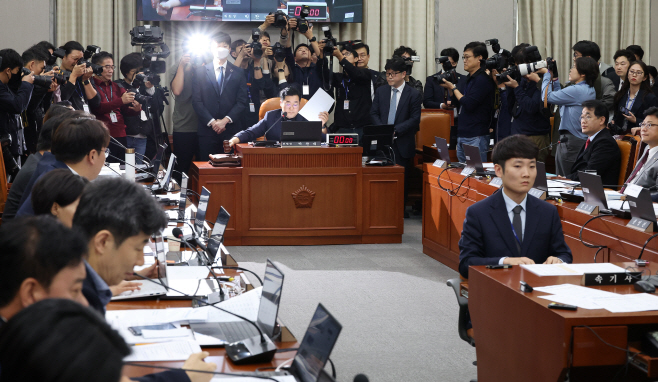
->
<box><xmin>189</xmin><ymin>144</ymin><xmax>405</xmax><ymax>245</ymax></box>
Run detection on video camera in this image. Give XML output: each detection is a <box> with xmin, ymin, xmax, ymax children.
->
<box><xmin>290</xmin><ymin>5</ymin><xmax>310</xmax><ymax>33</ymax></box>
<box><xmin>248</xmin><ymin>28</ymin><xmax>264</xmax><ymax>58</ymax></box>
<box><xmin>402</xmin><ymin>55</ymin><xmax>420</xmax><ymax>76</ymax></box>
<box><xmin>321</xmin><ymin>26</ymin><xmax>362</xmax><ymax>56</ymax></box>
<box><xmin>272</xmin><ymin>42</ymin><xmax>286</xmax><ymax>63</ymax></box>
<box><xmin>270</xmin><ymin>10</ymin><xmax>288</xmax><ymax>29</ymax></box>
<box><xmin>433</xmin><ymin>56</ymin><xmax>458</xmax><ymax>84</ymax></box>
<box><xmin>484</xmin><ymin>38</ymin><xmax>511</xmax><ymax>73</ymax></box>
<box><xmin>130</xmin><ymin>25</ymin><xmax>171</xmax><ymax>75</ymax></box>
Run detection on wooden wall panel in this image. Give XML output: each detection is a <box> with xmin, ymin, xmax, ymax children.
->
<box><xmin>362</xmin><ymin>174</ymin><xmax>404</xmax><ymax>235</ymax></box>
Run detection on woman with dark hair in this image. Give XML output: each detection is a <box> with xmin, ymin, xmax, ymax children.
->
<box><xmin>610</xmin><ymin>60</ymin><xmax>658</xmax><ymax>135</ymax></box>
<box><xmin>31</xmin><ymin>168</ymin><xmax>88</xmax><ymax>227</ymax></box>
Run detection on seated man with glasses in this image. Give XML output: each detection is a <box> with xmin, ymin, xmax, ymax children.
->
<box><xmin>227</xmin><ymin>86</ymin><xmax>328</xmax><ymax>147</ymax></box>
<box><xmin>562</xmin><ymin>99</ymin><xmax>620</xmax><ymax>187</ymax></box>
<box><xmin>89</xmin><ymin>51</ymin><xmax>141</xmax><ymax>163</ymax></box>
<box><xmin>622</xmin><ymin>106</ymin><xmax>658</xmax><ymax>201</ymax></box>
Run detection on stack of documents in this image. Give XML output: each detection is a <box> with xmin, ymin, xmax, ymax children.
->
<box><xmin>124</xmin><ymin>340</ymin><xmax>202</xmax><ymax>362</ymax></box>
<box><xmin>535</xmin><ymin>283</ymin><xmax>658</xmax><ymax>313</ymax></box>
<box><xmin>520</xmin><ymin>263</ymin><xmax>626</xmax><ymax>276</ymax></box>
<box><xmin>107</xmin><ymin>307</ymin><xmax>209</xmax><ymax>345</ymax></box>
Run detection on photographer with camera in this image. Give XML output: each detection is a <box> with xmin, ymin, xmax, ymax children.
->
<box><xmin>317</xmin><ymin>44</ymin><xmax>372</xmax><ymax>139</ymax></box>
<box><xmin>58</xmin><ymin>41</ymin><xmax>100</xmax><ymax>112</ymax></box>
<box><xmin>283</xmin><ymin>20</ymin><xmax>328</xmax><ymax>100</ymax></box>
<box><xmin>542</xmin><ymin>56</ymin><xmax>597</xmax><ymax>175</ymax></box>
<box><xmin>0</xmin><ymin>49</ymin><xmax>34</xmax><ymax>178</ymax></box>
<box><xmin>424</xmin><ymin>48</ymin><xmax>463</xmax><ymax>147</ymax></box>
<box><xmin>440</xmin><ymin>42</ymin><xmax>496</xmax><ymax>163</ymax></box>
<box><xmin>20</xmin><ymin>46</ymin><xmax>56</xmax><ymax>156</ymax></box>
<box><xmin>89</xmin><ymin>52</ymin><xmax>140</xmax><ymax>163</ymax></box>
<box><xmin>170</xmin><ymin>53</ymin><xmax>199</xmax><ymax>181</ymax></box>
<box><xmin>392</xmin><ymin>46</ymin><xmax>423</xmax><ymax>94</ymax></box>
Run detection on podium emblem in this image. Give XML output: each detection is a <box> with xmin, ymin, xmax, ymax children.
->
<box><xmin>292</xmin><ymin>185</ymin><xmax>316</xmax><ymax>208</ymax></box>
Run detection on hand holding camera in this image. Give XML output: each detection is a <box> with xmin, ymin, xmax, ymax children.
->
<box><xmin>122</xmin><ymin>91</ymin><xmax>136</xmax><ymax>104</ymax></box>
<box><xmin>22</xmin><ymin>70</ymin><xmax>34</xmax><ymax>84</ymax></box>
<box><xmin>71</xmin><ymin>63</ymin><xmax>87</xmax><ymax>80</ymax></box>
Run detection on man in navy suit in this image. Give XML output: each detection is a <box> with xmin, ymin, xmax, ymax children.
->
<box><xmin>227</xmin><ymin>86</ymin><xmax>328</xmax><ymax>146</ymax></box>
<box><xmin>193</xmin><ymin>32</ymin><xmax>249</xmax><ymax>159</ymax></box>
<box><xmin>370</xmin><ymin>57</ymin><xmax>422</xmax><ymax>214</ymax></box>
<box><xmin>458</xmin><ymin>135</ymin><xmax>572</xmax><ymax>279</ymax></box>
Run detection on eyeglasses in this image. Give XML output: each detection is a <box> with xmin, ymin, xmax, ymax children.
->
<box><xmin>640</xmin><ymin>122</ymin><xmax>658</xmax><ymax>129</ymax></box>
<box><xmin>629</xmin><ymin>70</ymin><xmax>644</xmax><ymax>77</ymax></box>
<box><xmin>580</xmin><ymin>115</ymin><xmax>595</xmax><ymax>121</ymax></box>
<box><xmin>103</xmin><ymin>65</ymin><xmax>115</xmax><ymax>70</ymax></box>
<box><xmin>343</xmin><ymin>51</ymin><xmax>352</xmax><ymax>57</ymax></box>
<box><xmin>462</xmin><ymin>55</ymin><xmax>472</xmax><ymax>61</ymax></box>
<box><xmin>385</xmin><ymin>71</ymin><xmax>401</xmax><ymax>78</ymax></box>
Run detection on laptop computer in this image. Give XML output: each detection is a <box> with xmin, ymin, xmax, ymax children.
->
<box><xmin>434</xmin><ymin>136</ymin><xmax>464</xmax><ymax>168</ymax></box>
<box><xmin>207</xmin><ymin>206</ymin><xmax>230</xmax><ymax>263</ymax></box>
<box><xmin>176</xmin><ymin>173</ymin><xmax>189</xmax><ymax>221</ymax></box>
<box><xmin>463</xmin><ymin>144</ymin><xmax>495</xmax><ymax>176</ymax></box>
<box><xmin>135</xmin><ymin>143</ymin><xmax>165</xmax><ymax>181</ymax></box>
<box><xmin>281</xmin><ymin>121</ymin><xmax>323</xmax><ymax>146</ymax></box>
<box><xmin>194</xmin><ymin>187</ymin><xmax>211</xmax><ymax>237</ymax></box>
<box><xmin>191</xmin><ymin>259</ymin><xmax>284</xmax><ymax>344</ymax></box>
<box><xmin>578</xmin><ymin>171</ymin><xmax>609</xmax><ymax>212</ymax></box>
<box><xmin>151</xmin><ymin>153</ymin><xmax>176</xmax><ymax>192</ymax></box>
<box><xmin>628</xmin><ymin>188</ymin><xmax>657</xmax><ymax>228</ymax></box>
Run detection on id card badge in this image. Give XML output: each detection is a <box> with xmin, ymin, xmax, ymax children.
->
<box><xmin>82</xmin><ymin>101</ymin><xmax>90</xmax><ymax>113</ymax></box>
<box><xmin>249</xmin><ymin>102</ymin><xmax>255</xmax><ymax>113</ymax></box>
<box><xmin>109</xmin><ymin>111</ymin><xmax>118</xmax><ymax>123</ymax></box>
<box><xmin>303</xmin><ymin>85</ymin><xmax>310</xmax><ymax>96</ymax></box>
<box><xmin>140</xmin><ymin>110</ymin><xmax>148</xmax><ymax>121</ymax></box>
<box><xmin>344</xmin><ymin>100</ymin><xmax>349</xmax><ymax>110</ymax></box>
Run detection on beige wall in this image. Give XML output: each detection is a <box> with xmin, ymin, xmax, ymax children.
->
<box><xmin>651</xmin><ymin>0</ymin><xmax>658</xmax><ymax>66</ymax></box>
<box><xmin>0</xmin><ymin>0</ymin><xmax>52</xmax><ymax>53</ymax></box>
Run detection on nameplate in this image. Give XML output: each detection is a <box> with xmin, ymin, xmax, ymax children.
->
<box><xmin>432</xmin><ymin>159</ymin><xmax>447</xmax><ymax>169</ymax></box>
<box><xmin>461</xmin><ymin>166</ymin><xmax>475</xmax><ymax>176</ymax></box>
<box><xmin>627</xmin><ymin>217</ymin><xmax>654</xmax><ymax>233</ymax></box>
<box><xmin>582</xmin><ymin>272</ymin><xmax>642</xmax><ymax>286</ymax></box>
<box><xmin>489</xmin><ymin>177</ymin><xmax>503</xmax><ymax>188</ymax></box>
<box><xmin>281</xmin><ymin>141</ymin><xmax>322</xmax><ymax>147</ymax></box>
<box><xmin>623</xmin><ymin>184</ymin><xmax>643</xmax><ymax>198</ymax></box>
<box><xmin>575</xmin><ymin>202</ymin><xmax>599</xmax><ymax>215</ymax></box>
<box><xmin>528</xmin><ymin>188</ymin><xmax>547</xmax><ymax>200</ymax></box>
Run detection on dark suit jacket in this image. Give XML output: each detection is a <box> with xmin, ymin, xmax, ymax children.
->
<box><xmin>603</xmin><ymin>68</ymin><xmax>621</xmax><ymax>90</ymax></box>
<box><xmin>612</xmin><ymin>90</ymin><xmax>658</xmax><ymax>133</ymax></box>
<box><xmin>370</xmin><ymin>84</ymin><xmax>422</xmax><ymax>158</ymax></box>
<box><xmin>567</xmin><ymin>128</ymin><xmax>621</xmax><ymax>187</ymax></box>
<box><xmin>458</xmin><ymin>190</ymin><xmax>573</xmax><ymax>278</ymax></box>
<box><xmin>192</xmin><ymin>62</ymin><xmax>249</xmax><ymax>140</ymax></box>
<box><xmin>14</xmin><ymin>152</ymin><xmax>69</xmax><ymax>218</ymax></box>
<box><xmin>234</xmin><ymin>110</ymin><xmax>306</xmax><ymax>142</ymax></box>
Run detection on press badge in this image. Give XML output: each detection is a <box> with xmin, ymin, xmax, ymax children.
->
<box><xmin>344</xmin><ymin>100</ymin><xmax>349</xmax><ymax>110</ymax></box>
<box><xmin>140</xmin><ymin>110</ymin><xmax>148</xmax><ymax>121</ymax></box>
<box><xmin>109</xmin><ymin>111</ymin><xmax>118</xmax><ymax>123</ymax></box>
<box><xmin>249</xmin><ymin>103</ymin><xmax>255</xmax><ymax>112</ymax></box>
<box><xmin>82</xmin><ymin>102</ymin><xmax>90</xmax><ymax>113</ymax></box>
<box><xmin>303</xmin><ymin>85</ymin><xmax>310</xmax><ymax>95</ymax></box>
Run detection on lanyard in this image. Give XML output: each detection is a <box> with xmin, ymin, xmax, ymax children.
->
<box><xmin>98</xmin><ymin>82</ymin><xmax>113</xmax><ymax>103</ymax></box>
<box><xmin>341</xmin><ymin>78</ymin><xmax>350</xmax><ymax>99</ymax></box>
<box><xmin>246</xmin><ymin>71</ymin><xmax>253</xmax><ymax>102</ymax></box>
<box><xmin>625</xmin><ymin>89</ymin><xmax>639</xmax><ymax>111</ymax></box>
<box><xmin>75</xmin><ymin>80</ymin><xmax>85</xmax><ymax>99</ymax></box>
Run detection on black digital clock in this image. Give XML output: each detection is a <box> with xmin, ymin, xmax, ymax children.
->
<box><xmin>326</xmin><ymin>133</ymin><xmax>359</xmax><ymax>146</ymax></box>
<box><xmin>287</xmin><ymin>2</ymin><xmax>328</xmax><ymax>20</ymax></box>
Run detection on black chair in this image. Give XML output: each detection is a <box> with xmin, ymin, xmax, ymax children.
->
<box><xmin>447</xmin><ymin>278</ymin><xmax>476</xmax><ymax>382</ymax></box>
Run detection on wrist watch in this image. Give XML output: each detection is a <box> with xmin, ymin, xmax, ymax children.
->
<box><xmin>278</xmin><ymin>69</ymin><xmax>285</xmax><ymax>73</ymax></box>
<box><xmin>83</xmin><ymin>79</ymin><xmax>90</xmax><ymax>86</ymax></box>
<box><xmin>309</xmin><ymin>37</ymin><xmax>317</xmax><ymax>42</ymax></box>
<box><xmin>452</xmin><ymin>85</ymin><xmax>457</xmax><ymax>91</ymax></box>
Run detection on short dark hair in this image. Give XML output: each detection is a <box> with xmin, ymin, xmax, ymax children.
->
<box><xmin>36</xmin><ymin>41</ymin><xmax>56</xmax><ymax>52</ymax></box>
<box><xmin>61</xmin><ymin>41</ymin><xmax>85</xmax><ymax>56</ymax></box>
<box><xmin>0</xmin><ymin>299</ymin><xmax>130</xmax><ymax>382</ymax></box>
<box><xmin>574</xmin><ymin>56</ymin><xmax>599</xmax><ymax>87</ymax></box>
<box><xmin>230</xmin><ymin>39</ymin><xmax>247</xmax><ymax>53</ymax></box>
<box><xmin>572</xmin><ymin>40</ymin><xmax>601</xmax><ymax>62</ymax></box>
<box><xmin>644</xmin><ymin>106</ymin><xmax>658</xmax><ymax>119</ymax></box>
<box><xmin>626</xmin><ymin>45</ymin><xmax>644</xmax><ymax>60</ymax></box>
<box><xmin>280</xmin><ymin>86</ymin><xmax>301</xmax><ymax>101</ymax></box>
<box><xmin>32</xmin><ymin>169</ymin><xmax>89</xmax><ymax>216</ymax></box>
<box><xmin>648</xmin><ymin>65</ymin><xmax>658</xmax><ymax>79</ymax></box>
<box><xmin>91</xmin><ymin>51</ymin><xmax>113</xmax><ymax>66</ymax></box>
<box><xmin>492</xmin><ymin>135</ymin><xmax>539</xmax><ymax>169</ymax></box>
<box><xmin>294</xmin><ymin>43</ymin><xmax>310</xmax><ymax>57</ymax></box>
<box><xmin>464</xmin><ymin>42</ymin><xmax>488</xmax><ymax>60</ymax></box>
<box><xmin>120</xmin><ymin>52</ymin><xmax>143</xmax><ymax>78</ymax></box>
<box><xmin>261</xmin><ymin>31</ymin><xmax>271</xmax><ymax>40</ymax></box>
<box><xmin>393</xmin><ymin>46</ymin><xmax>417</xmax><ymax>58</ymax></box>
<box><xmin>0</xmin><ymin>49</ymin><xmax>24</xmax><ymax>72</ymax></box>
<box><xmin>341</xmin><ymin>45</ymin><xmax>357</xmax><ymax>57</ymax></box>
<box><xmin>613</xmin><ymin>49</ymin><xmax>635</xmax><ymax>64</ymax></box>
<box><xmin>21</xmin><ymin>46</ymin><xmax>49</xmax><ymax>65</ymax></box>
<box><xmin>73</xmin><ymin>177</ymin><xmax>168</xmax><ymax>246</ymax></box>
<box><xmin>353</xmin><ymin>43</ymin><xmax>370</xmax><ymax>55</ymax></box>
<box><xmin>385</xmin><ymin>56</ymin><xmax>407</xmax><ymax>74</ymax></box>
<box><xmin>0</xmin><ymin>216</ymin><xmax>87</xmax><ymax>308</ymax></box>
<box><xmin>211</xmin><ymin>31</ymin><xmax>232</xmax><ymax>46</ymax></box>
<box><xmin>440</xmin><ymin>47</ymin><xmax>459</xmax><ymax>63</ymax></box>
<box><xmin>51</xmin><ymin>118</ymin><xmax>110</xmax><ymax>163</ymax></box>
<box><xmin>581</xmin><ymin>99</ymin><xmax>608</xmax><ymax>125</ymax></box>
<box><xmin>511</xmin><ymin>43</ymin><xmax>530</xmax><ymax>65</ymax></box>
<box><xmin>38</xmin><ymin>108</ymin><xmax>85</xmax><ymax>151</ymax></box>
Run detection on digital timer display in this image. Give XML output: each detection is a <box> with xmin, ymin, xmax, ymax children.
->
<box><xmin>327</xmin><ymin>133</ymin><xmax>359</xmax><ymax>146</ymax></box>
<box><xmin>287</xmin><ymin>2</ymin><xmax>328</xmax><ymax>20</ymax></box>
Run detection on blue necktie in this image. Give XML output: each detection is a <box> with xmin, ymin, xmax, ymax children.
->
<box><xmin>388</xmin><ymin>88</ymin><xmax>398</xmax><ymax>124</ymax></box>
<box><xmin>217</xmin><ymin>67</ymin><xmax>224</xmax><ymax>95</ymax></box>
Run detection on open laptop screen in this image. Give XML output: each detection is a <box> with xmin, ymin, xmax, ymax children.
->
<box><xmin>178</xmin><ymin>173</ymin><xmax>188</xmax><ymax>221</ymax></box>
<box><xmin>194</xmin><ymin>187</ymin><xmax>211</xmax><ymax>236</ymax></box>
<box><xmin>578</xmin><ymin>171</ymin><xmax>608</xmax><ymax>210</ymax></box>
<box><xmin>533</xmin><ymin>162</ymin><xmax>548</xmax><ymax>191</ymax></box>
<box><xmin>434</xmin><ymin>136</ymin><xmax>451</xmax><ymax>163</ymax></box>
<box><xmin>159</xmin><ymin>153</ymin><xmax>176</xmax><ymax>190</ymax></box>
<box><xmin>207</xmin><ymin>206</ymin><xmax>230</xmax><ymax>262</ymax></box>
<box><xmin>289</xmin><ymin>303</ymin><xmax>342</xmax><ymax>382</ymax></box>
<box><xmin>256</xmin><ymin>259</ymin><xmax>285</xmax><ymax>338</ymax></box>
<box><xmin>154</xmin><ymin>234</ymin><xmax>167</xmax><ymax>283</ymax></box>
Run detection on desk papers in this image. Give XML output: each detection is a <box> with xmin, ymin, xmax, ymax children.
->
<box><xmin>520</xmin><ymin>263</ymin><xmax>626</xmax><ymax>276</ymax></box>
<box><xmin>210</xmin><ymin>377</ymin><xmax>297</xmax><ymax>382</ymax></box>
<box><xmin>535</xmin><ymin>283</ymin><xmax>658</xmax><ymax>312</ymax></box>
<box><xmin>124</xmin><ymin>340</ymin><xmax>202</xmax><ymax>362</ymax></box>
<box><xmin>299</xmin><ymin>88</ymin><xmax>335</xmax><ymax>122</ymax></box>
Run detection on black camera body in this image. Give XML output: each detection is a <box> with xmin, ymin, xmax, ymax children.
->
<box><xmin>133</xmin><ymin>72</ymin><xmax>161</xmax><ymax>87</ymax></box>
<box><xmin>546</xmin><ymin>57</ymin><xmax>559</xmax><ymax>78</ymax></box>
<box><xmin>484</xmin><ymin>38</ymin><xmax>511</xmax><ymax>73</ymax></box>
<box><xmin>46</xmin><ymin>47</ymin><xmax>66</xmax><ymax>67</ymax></box>
<box><xmin>131</xmin><ymin>25</ymin><xmax>170</xmax><ymax>75</ymax></box>
<box><xmin>270</xmin><ymin>10</ymin><xmax>288</xmax><ymax>29</ymax></box>
<box><xmin>524</xmin><ymin>46</ymin><xmax>542</xmax><ymax>63</ymax></box>
<box><xmin>433</xmin><ymin>56</ymin><xmax>457</xmax><ymax>84</ymax></box>
<box><xmin>402</xmin><ymin>55</ymin><xmax>420</xmax><ymax>76</ymax></box>
<box><xmin>130</xmin><ymin>26</ymin><xmax>164</xmax><ymax>45</ymax></box>
<box><xmin>272</xmin><ymin>42</ymin><xmax>286</xmax><ymax>63</ymax></box>
<box><xmin>77</xmin><ymin>45</ymin><xmax>104</xmax><ymax>76</ymax></box>
<box><xmin>249</xmin><ymin>28</ymin><xmax>264</xmax><ymax>58</ymax></box>
<box><xmin>321</xmin><ymin>26</ymin><xmax>336</xmax><ymax>55</ymax></box>
<box><xmin>291</xmin><ymin>5</ymin><xmax>310</xmax><ymax>33</ymax></box>
<box><xmin>19</xmin><ymin>67</ymin><xmax>51</xmax><ymax>89</ymax></box>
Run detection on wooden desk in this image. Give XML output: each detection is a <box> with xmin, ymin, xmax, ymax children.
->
<box><xmin>421</xmin><ymin>164</ymin><xmax>658</xmax><ymax>270</ymax></box>
<box><xmin>469</xmin><ymin>263</ymin><xmax>658</xmax><ymax>382</ymax></box>
<box><xmin>189</xmin><ymin>144</ymin><xmax>405</xmax><ymax>246</ymax></box>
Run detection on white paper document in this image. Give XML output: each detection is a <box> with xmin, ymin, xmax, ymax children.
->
<box><xmin>538</xmin><ymin>294</ymin><xmax>603</xmax><ymax>310</ymax></box>
<box><xmin>590</xmin><ymin>293</ymin><xmax>658</xmax><ymax>313</ymax></box>
<box><xmin>197</xmin><ymin>286</ymin><xmax>262</xmax><ymax>322</ymax></box>
<box><xmin>106</xmin><ymin>308</ymin><xmax>209</xmax><ymax>327</ymax></box>
<box><xmin>141</xmin><ymin>328</ymin><xmax>192</xmax><ymax>339</ymax></box>
<box><xmin>210</xmin><ymin>376</ymin><xmax>296</xmax><ymax>382</ymax></box>
<box><xmin>299</xmin><ymin>88</ymin><xmax>335</xmax><ymax>121</ymax></box>
<box><xmin>521</xmin><ymin>263</ymin><xmax>626</xmax><ymax>276</ymax></box>
<box><xmin>166</xmin><ymin>266</ymin><xmax>211</xmax><ymax>280</ymax></box>
<box><xmin>124</xmin><ymin>340</ymin><xmax>202</xmax><ymax>362</ymax></box>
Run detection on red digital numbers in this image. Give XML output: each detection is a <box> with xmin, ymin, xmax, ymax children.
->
<box><xmin>333</xmin><ymin>135</ymin><xmax>354</xmax><ymax>144</ymax></box>
<box><xmin>294</xmin><ymin>6</ymin><xmax>302</xmax><ymax>16</ymax></box>
<box><xmin>309</xmin><ymin>8</ymin><xmax>320</xmax><ymax>17</ymax></box>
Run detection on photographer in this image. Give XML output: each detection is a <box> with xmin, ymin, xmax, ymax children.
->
<box><xmin>317</xmin><ymin>44</ymin><xmax>372</xmax><ymax>139</ymax></box>
<box><xmin>0</xmin><ymin>49</ymin><xmax>34</xmax><ymax>178</ymax></box>
<box><xmin>353</xmin><ymin>43</ymin><xmax>381</xmax><ymax>96</ymax></box>
<box><xmin>500</xmin><ymin>45</ymin><xmax>551</xmax><ymax>162</ymax></box>
<box><xmin>21</xmin><ymin>46</ymin><xmax>56</xmax><ymax>155</ymax></box>
<box><xmin>283</xmin><ymin>21</ymin><xmax>328</xmax><ymax>99</ymax></box>
<box><xmin>58</xmin><ymin>41</ymin><xmax>100</xmax><ymax>111</ymax></box>
<box><xmin>392</xmin><ymin>46</ymin><xmax>423</xmax><ymax>94</ymax></box>
<box><xmin>424</xmin><ymin>47</ymin><xmax>463</xmax><ymax>147</ymax></box>
<box><xmin>232</xmin><ymin>39</ymin><xmax>277</xmax><ymax>127</ymax></box>
<box><xmin>89</xmin><ymin>52</ymin><xmax>140</xmax><ymax>163</ymax></box>
<box><xmin>170</xmin><ymin>54</ymin><xmax>199</xmax><ymax>181</ymax></box>
<box><xmin>440</xmin><ymin>42</ymin><xmax>496</xmax><ymax>163</ymax></box>
<box><xmin>542</xmin><ymin>56</ymin><xmax>597</xmax><ymax>176</ymax></box>
<box><xmin>116</xmin><ymin>52</ymin><xmax>167</xmax><ymax>161</ymax></box>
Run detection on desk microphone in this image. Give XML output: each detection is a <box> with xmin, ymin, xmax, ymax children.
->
<box><xmin>106</xmin><ymin>153</ymin><xmax>158</xmax><ymax>178</ymax></box>
<box><xmin>109</xmin><ymin>136</ymin><xmax>152</xmax><ymax>165</ymax></box>
<box><xmin>354</xmin><ymin>374</ymin><xmax>370</xmax><ymax>382</ymax></box>
<box><xmin>172</xmin><ymin>227</ymin><xmax>211</xmax><ymax>266</ymax></box>
<box><xmin>103</xmin><ymin>163</ymin><xmax>122</xmax><ymax>176</ymax></box>
<box><xmin>539</xmin><ymin>141</ymin><xmax>560</xmax><ymax>152</ymax></box>
<box><xmin>262</xmin><ymin>111</ymin><xmax>287</xmax><ymax>139</ymax></box>
<box><xmin>132</xmin><ymin>273</ymin><xmax>277</xmax><ymax>365</ymax></box>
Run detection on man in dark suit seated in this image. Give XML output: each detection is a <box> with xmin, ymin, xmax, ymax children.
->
<box><xmin>227</xmin><ymin>86</ymin><xmax>328</xmax><ymax>147</ymax></box>
<box><xmin>565</xmin><ymin>99</ymin><xmax>621</xmax><ymax>186</ymax></box>
<box><xmin>622</xmin><ymin>106</ymin><xmax>658</xmax><ymax>201</ymax></box>
<box><xmin>193</xmin><ymin>31</ymin><xmax>249</xmax><ymax>160</ymax></box>
<box><xmin>370</xmin><ymin>57</ymin><xmax>422</xmax><ymax>216</ymax></box>
<box><xmin>459</xmin><ymin>135</ymin><xmax>573</xmax><ymax>279</ymax></box>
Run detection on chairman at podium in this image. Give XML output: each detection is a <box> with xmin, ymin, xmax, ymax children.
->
<box><xmin>228</xmin><ymin>87</ymin><xmax>328</xmax><ymax>147</ymax></box>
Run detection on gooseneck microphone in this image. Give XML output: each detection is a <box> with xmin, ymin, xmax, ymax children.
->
<box><xmin>354</xmin><ymin>374</ymin><xmax>370</xmax><ymax>382</ymax></box>
<box><xmin>106</xmin><ymin>153</ymin><xmax>158</xmax><ymax>178</ymax></box>
<box><xmin>172</xmin><ymin>227</ymin><xmax>211</xmax><ymax>266</ymax></box>
<box><xmin>109</xmin><ymin>136</ymin><xmax>152</xmax><ymax>165</ymax></box>
<box><xmin>262</xmin><ymin>111</ymin><xmax>287</xmax><ymax>139</ymax></box>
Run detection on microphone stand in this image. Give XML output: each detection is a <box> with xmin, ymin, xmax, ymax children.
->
<box><xmin>107</xmin><ymin>153</ymin><xmax>158</xmax><ymax>178</ymax></box>
<box><xmin>110</xmin><ymin>137</ymin><xmax>152</xmax><ymax>166</ymax></box>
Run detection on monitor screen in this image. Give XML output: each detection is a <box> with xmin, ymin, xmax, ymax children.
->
<box><xmin>207</xmin><ymin>206</ymin><xmax>230</xmax><ymax>261</ymax></box>
<box><xmin>194</xmin><ymin>187</ymin><xmax>211</xmax><ymax>235</ymax></box>
<box><xmin>178</xmin><ymin>173</ymin><xmax>189</xmax><ymax>221</ymax></box>
<box><xmin>137</xmin><ymin>0</ymin><xmax>363</xmax><ymax>22</ymax></box>
<box><xmin>256</xmin><ymin>259</ymin><xmax>284</xmax><ymax>337</ymax></box>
